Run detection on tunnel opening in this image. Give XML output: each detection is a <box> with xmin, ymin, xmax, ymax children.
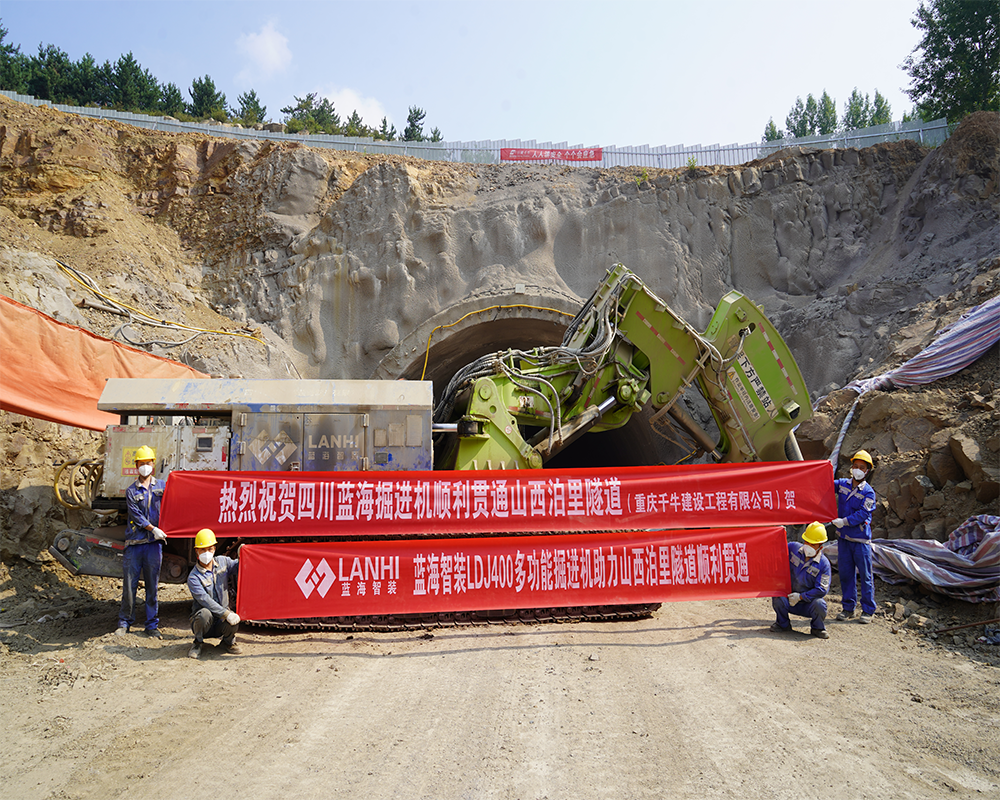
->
<box><xmin>380</xmin><ymin>305</ymin><xmax>708</xmax><ymax>470</ymax></box>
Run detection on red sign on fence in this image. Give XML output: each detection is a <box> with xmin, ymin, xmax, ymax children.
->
<box><xmin>500</xmin><ymin>147</ymin><xmax>603</xmax><ymax>162</ymax></box>
<box><xmin>160</xmin><ymin>461</ymin><xmax>836</xmax><ymax>539</ymax></box>
<box><xmin>236</xmin><ymin>526</ymin><xmax>791</xmax><ymax>620</ymax></box>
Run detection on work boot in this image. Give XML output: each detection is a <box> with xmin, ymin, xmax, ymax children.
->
<box><xmin>811</xmin><ymin>628</ymin><xmax>830</xmax><ymax>639</ymax></box>
<box><xmin>146</xmin><ymin>628</ymin><xmax>162</xmax><ymax>640</ymax></box>
<box><xmin>188</xmin><ymin>641</ymin><xmax>202</xmax><ymax>659</ymax></box>
<box><xmin>859</xmin><ymin>613</ymin><xmax>873</xmax><ymax>624</ymax></box>
<box><xmin>769</xmin><ymin>622</ymin><xmax>791</xmax><ymax>633</ymax></box>
<box><xmin>114</xmin><ymin>625</ymin><xmax>129</xmax><ymax>637</ymax></box>
<box><xmin>836</xmin><ymin>609</ymin><xmax>854</xmax><ymax>621</ymax></box>
<box><xmin>222</xmin><ymin>637</ymin><xmax>242</xmax><ymax>655</ymax></box>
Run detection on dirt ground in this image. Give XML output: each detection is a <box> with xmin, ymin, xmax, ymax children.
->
<box><xmin>1</xmin><ymin>559</ymin><xmax>997</xmax><ymax>800</ymax></box>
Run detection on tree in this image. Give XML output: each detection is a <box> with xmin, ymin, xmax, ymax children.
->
<box><xmin>236</xmin><ymin>89</ymin><xmax>266</xmax><ymax>126</ymax></box>
<box><xmin>762</xmin><ymin>118</ymin><xmax>785</xmax><ymax>142</ymax></box>
<box><xmin>159</xmin><ymin>82</ymin><xmax>185</xmax><ymax>116</ymax></box>
<box><xmin>903</xmin><ymin>0</ymin><xmax>999</xmax><ymax>122</ymax></box>
<box><xmin>841</xmin><ymin>88</ymin><xmax>873</xmax><ymax>131</ymax></box>
<box><xmin>871</xmin><ymin>90</ymin><xmax>892</xmax><ymax>126</ymax></box>
<box><xmin>26</xmin><ymin>43</ymin><xmax>73</xmax><ymax>104</ymax></box>
<box><xmin>108</xmin><ymin>51</ymin><xmax>159</xmax><ymax>111</ymax></box>
<box><xmin>402</xmin><ymin>105</ymin><xmax>426</xmax><ymax>141</ymax></box>
<box><xmin>280</xmin><ymin>93</ymin><xmax>340</xmax><ymax>134</ymax></box>
<box><xmin>429</xmin><ymin>126</ymin><xmax>442</xmax><ymax>142</ymax></box>
<box><xmin>0</xmin><ymin>22</ymin><xmax>29</xmax><ymax>92</ymax></box>
<box><xmin>785</xmin><ymin>95</ymin><xmax>819</xmax><ymax>138</ymax></box>
<box><xmin>188</xmin><ymin>74</ymin><xmax>227</xmax><ymax>119</ymax></box>
<box><xmin>375</xmin><ymin>116</ymin><xmax>397</xmax><ymax>141</ymax></box>
<box><xmin>344</xmin><ymin>109</ymin><xmax>368</xmax><ymax>138</ymax></box>
<box><xmin>817</xmin><ymin>91</ymin><xmax>838</xmax><ymax>134</ymax></box>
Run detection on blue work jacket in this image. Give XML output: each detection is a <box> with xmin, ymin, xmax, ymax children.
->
<box><xmin>788</xmin><ymin>542</ymin><xmax>831</xmax><ymax>603</ymax></box>
<box><xmin>835</xmin><ymin>478</ymin><xmax>877</xmax><ymax>542</ymax></box>
<box><xmin>125</xmin><ymin>477</ymin><xmax>164</xmax><ymax>543</ymax></box>
<box><xmin>188</xmin><ymin>556</ymin><xmax>239</xmax><ymax>619</ymax></box>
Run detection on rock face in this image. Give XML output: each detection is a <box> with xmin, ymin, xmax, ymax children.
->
<box><xmin>0</xmin><ymin>94</ymin><xmax>997</xmax><ymax>559</ymax></box>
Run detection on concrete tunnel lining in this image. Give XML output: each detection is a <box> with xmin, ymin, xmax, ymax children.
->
<box><xmin>373</xmin><ymin>290</ymin><xmax>692</xmax><ymax>469</ymax></box>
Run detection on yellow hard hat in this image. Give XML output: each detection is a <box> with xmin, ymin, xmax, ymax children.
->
<box><xmin>134</xmin><ymin>445</ymin><xmax>156</xmax><ymax>463</ymax></box>
<box><xmin>803</xmin><ymin>521</ymin><xmax>828</xmax><ymax>545</ymax></box>
<box><xmin>194</xmin><ymin>529</ymin><xmax>217</xmax><ymax>548</ymax></box>
<box><xmin>851</xmin><ymin>450</ymin><xmax>874</xmax><ymax>467</ymax></box>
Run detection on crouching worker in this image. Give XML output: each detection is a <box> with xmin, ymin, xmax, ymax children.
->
<box><xmin>186</xmin><ymin>528</ymin><xmax>241</xmax><ymax>659</ymax></box>
<box><xmin>770</xmin><ymin>522</ymin><xmax>832</xmax><ymax>639</ymax></box>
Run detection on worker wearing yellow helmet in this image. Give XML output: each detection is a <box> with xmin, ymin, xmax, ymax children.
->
<box><xmin>831</xmin><ymin>449</ymin><xmax>878</xmax><ymax>624</ymax></box>
<box><xmin>186</xmin><ymin>528</ymin><xmax>242</xmax><ymax>659</ymax></box>
<box><xmin>116</xmin><ymin>445</ymin><xmax>167</xmax><ymax>639</ymax></box>
<box><xmin>770</xmin><ymin>522</ymin><xmax>832</xmax><ymax>639</ymax></box>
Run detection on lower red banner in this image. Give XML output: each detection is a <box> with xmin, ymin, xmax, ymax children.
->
<box><xmin>236</xmin><ymin>526</ymin><xmax>791</xmax><ymax>620</ymax></box>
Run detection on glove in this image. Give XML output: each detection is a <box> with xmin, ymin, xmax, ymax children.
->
<box><xmin>151</xmin><ymin>526</ymin><xmax>167</xmax><ymax>541</ymax></box>
<box><xmin>225</xmin><ymin>611</ymin><xmax>240</xmax><ymax>626</ymax></box>
<box><xmin>832</xmin><ymin>517</ymin><xmax>846</xmax><ymax>529</ymax></box>
<box><xmin>788</xmin><ymin>592</ymin><xmax>801</xmax><ymax>606</ymax></box>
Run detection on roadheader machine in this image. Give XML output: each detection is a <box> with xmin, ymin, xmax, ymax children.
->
<box><xmin>51</xmin><ymin>264</ymin><xmax>829</xmax><ymax>627</ymax></box>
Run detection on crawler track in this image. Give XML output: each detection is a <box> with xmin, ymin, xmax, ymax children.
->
<box><xmin>249</xmin><ymin>603</ymin><xmax>660</xmax><ymax>631</ymax></box>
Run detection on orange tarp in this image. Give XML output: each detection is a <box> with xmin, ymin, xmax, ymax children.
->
<box><xmin>0</xmin><ymin>295</ymin><xmax>208</xmax><ymax>431</ymax></box>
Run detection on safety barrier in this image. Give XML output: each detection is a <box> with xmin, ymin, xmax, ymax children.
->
<box><xmin>2</xmin><ymin>89</ymin><xmax>951</xmax><ymax>169</ymax></box>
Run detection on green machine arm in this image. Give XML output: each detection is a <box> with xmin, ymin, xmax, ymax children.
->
<box><xmin>435</xmin><ymin>264</ymin><xmax>811</xmax><ymax>470</ymax></box>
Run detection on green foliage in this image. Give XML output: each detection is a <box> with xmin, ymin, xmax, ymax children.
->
<box><xmin>841</xmin><ymin>88</ymin><xmax>891</xmax><ymax>131</ymax></box>
<box><xmin>236</xmin><ymin>89</ymin><xmax>266</xmax><ymax>126</ymax></box>
<box><xmin>159</xmin><ymin>82</ymin><xmax>185</xmax><ymax>117</ymax></box>
<box><xmin>403</xmin><ymin>106</ymin><xmax>426</xmax><ymax>141</ymax></box>
<box><xmin>344</xmin><ymin>109</ymin><xmax>370</xmax><ymax>138</ymax></box>
<box><xmin>903</xmin><ymin>0</ymin><xmax>999</xmax><ymax>122</ymax></box>
<box><xmin>280</xmin><ymin>93</ymin><xmax>341</xmax><ymax>134</ymax></box>
<box><xmin>108</xmin><ymin>52</ymin><xmax>160</xmax><ymax>111</ymax></box>
<box><xmin>0</xmin><ymin>21</ymin><xmax>29</xmax><ymax>92</ymax></box>
<box><xmin>785</xmin><ymin>95</ymin><xmax>820</xmax><ymax>138</ymax></box>
<box><xmin>817</xmin><ymin>91</ymin><xmax>838</xmax><ymax>134</ymax></box>
<box><xmin>686</xmin><ymin>155</ymin><xmax>698</xmax><ymax>172</ymax></box>
<box><xmin>762</xmin><ymin>118</ymin><xmax>785</xmax><ymax>142</ymax></box>
<box><xmin>188</xmin><ymin>74</ymin><xmax>227</xmax><ymax>119</ymax></box>
<box><xmin>375</xmin><ymin>116</ymin><xmax>397</xmax><ymax>141</ymax></box>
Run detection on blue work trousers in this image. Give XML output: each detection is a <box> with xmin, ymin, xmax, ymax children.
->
<box><xmin>838</xmin><ymin>538</ymin><xmax>876</xmax><ymax>615</ymax></box>
<box><xmin>191</xmin><ymin>608</ymin><xmax>238</xmax><ymax>644</ymax></box>
<box><xmin>119</xmin><ymin>541</ymin><xmax>162</xmax><ymax>630</ymax></box>
<box><xmin>772</xmin><ymin>595</ymin><xmax>828</xmax><ymax>632</ymax></box>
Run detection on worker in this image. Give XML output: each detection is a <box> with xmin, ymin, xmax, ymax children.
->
<box><xmin>770</xmin><ymin>521</ymin><xmax>832</xmax><ymax>639</ymax></box>
<box><xmin>832</xmin><ymin>449</ymin><xmax>878</xmax><ymax>624</ymax></box>
<box><xmin>186</xmin><ymin>528</ymin><xmax>241</xmax><ymax>659</ymax></box>
<box><xmin>116</xmin><ymin>445</ymin><xmax>167</xmax><ymax>638</ymax></box>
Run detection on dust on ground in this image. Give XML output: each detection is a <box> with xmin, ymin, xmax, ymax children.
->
<box><xmin>1</xmin><ymin>557</ymin><xmax>998</xmax><ymax>800</ymax></box>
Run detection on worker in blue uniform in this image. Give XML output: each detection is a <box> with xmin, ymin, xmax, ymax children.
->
<box><xmin>770</xmin><ymin>521</ymin><xmax>832</xmax><ymax>639</ymax></box>
<box><xmin>186</xmin><ymin>528</ymin><xmax>241</xmax><ymax>659</ymax></box>
<box><xmin>832</xmin><ymin>450</ymin><xmax>878</xmax><ymax>624</ymax></box>
<box><xmin>116</xmin><ymin>445</ymin><xmax>167</xmax><ymax>638</ymax></box>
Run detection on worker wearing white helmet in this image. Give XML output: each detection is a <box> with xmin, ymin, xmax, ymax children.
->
<box><xmin>186</xmin><ymin>528</ymin><xmax>241</xmax><ymax>659</ymax></box>
<box><xmin>832</xmin><ymin>450</ymin><xmax>878</xmax><ymax>624</ymax></box>
<box><xmin>116</xmin><ymin>445</ymin><xmax>167</xmax><ymax>639</ymax></box>
<box><xmin>770</xmin><ymin>521</ymin><xmax>832</xmax><ymax>639</ymax></box>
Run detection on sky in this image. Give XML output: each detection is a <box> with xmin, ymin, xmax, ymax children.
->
<box><xmin>1</xmin><ymin>0</ymin><xmax>927</xmax><ymax>147</ymax></box>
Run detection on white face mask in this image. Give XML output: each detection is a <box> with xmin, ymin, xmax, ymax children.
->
<box><xmin>138</xmin><ymin>463</ymin><xmax>153</xmax><ymax>478</ymax></box>
<box><xmin>801</xmin><ymin>544</ymin><xmax>817</xmax><ymax>559</ymax></box>
<box><xmin>851</xmin><ymin>468</ymin><xmax>867</xmax><ymax>481</ymax></box>
<box><xmin>198</xmin><ymin>550</ymin><xmax>214</xmax><ymax>566</ymax></box>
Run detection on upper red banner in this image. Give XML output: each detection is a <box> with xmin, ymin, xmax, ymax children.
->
<box><xmin>236</xmin><ymin>526</ymin><xmax>791</xmax><ymax>620</ymax></box>
<box><xmin>160</xmin><ymin>461</ymin><xmax>835</xmax><ymax>538</ymax></box>
<box><xmin>500</xmin><ymin>148</ymin><xmax>603</xmax><ymax>162</ymax></box>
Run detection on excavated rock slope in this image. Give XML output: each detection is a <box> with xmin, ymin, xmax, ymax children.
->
<box><xmin>1</xmin><ymin>95</ymin><xmax>997</xmax><ymax>560</ymax></box>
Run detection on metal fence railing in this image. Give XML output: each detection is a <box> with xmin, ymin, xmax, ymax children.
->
<box><xmin>1</xmin><ymin>90</ymin><xmax>951</xmax><ymax>169</ymax></box>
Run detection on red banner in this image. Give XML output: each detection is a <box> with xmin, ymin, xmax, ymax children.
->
<box><xmin>236</xmin><ymin>526</ymin><xmax>791</xmax><ymax>620</ymax></box>
<box><xmin>500</xmin><ymin>148</ymin><xmax>603</xmax><ymax>162</ymax></box>
<box><xmin>160</xmin><ymin>461</ymin><xmax>835</xmax><ymax>538</ymax></box>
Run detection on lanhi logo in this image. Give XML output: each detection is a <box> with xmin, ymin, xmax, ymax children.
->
<box><xmin>295</xmin><ymin>558</ymin><xmax>336</xmax><ymax>599</ymax></box>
